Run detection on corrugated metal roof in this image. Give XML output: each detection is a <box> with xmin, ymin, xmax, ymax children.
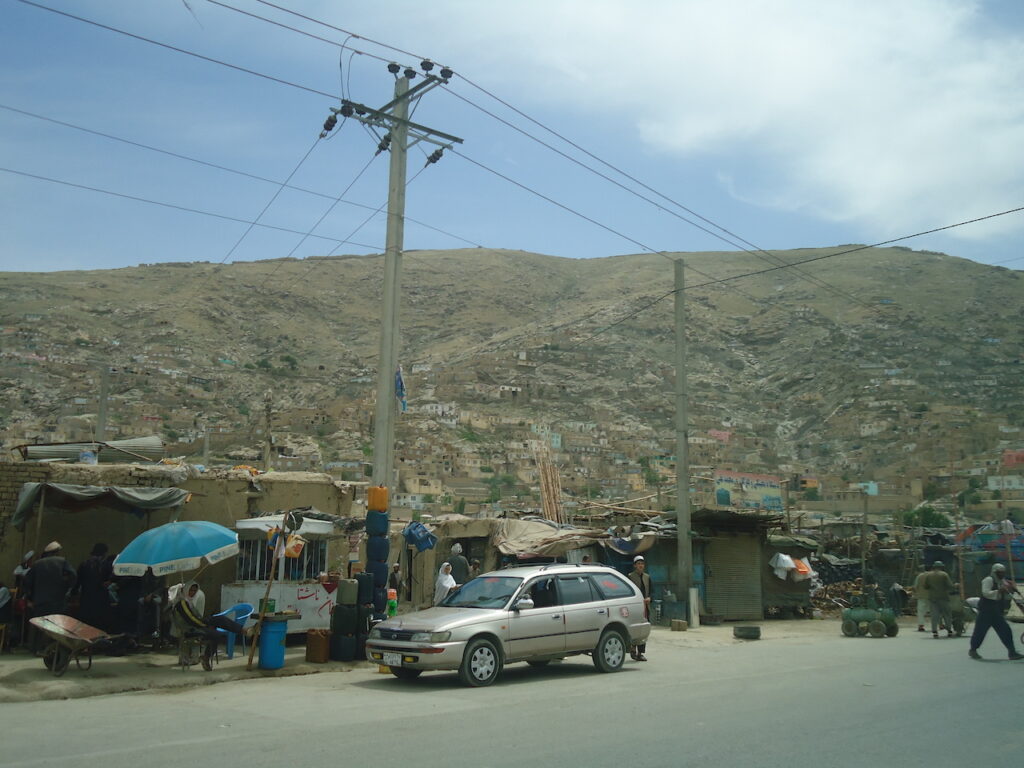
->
<box><xmin>15</xmin><ymin>435</ymin><xmax>165</xmax><ymax>463</ymax></box>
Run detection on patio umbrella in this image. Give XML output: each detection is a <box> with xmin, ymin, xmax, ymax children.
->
<box><xmin>113</xmin><ymin>520</ymin><xmax>239</xmax><ymax>577</ymax></box>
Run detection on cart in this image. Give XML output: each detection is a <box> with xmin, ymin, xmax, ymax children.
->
<box><xmin>840</xmin><ymin>587</ymin><xmax>899</xmax><ymax>638</ymax></box>
<box><xmin>29</xmin><ymin>614</ymin><xmax>123</xmax><ymax>677</ymax></box>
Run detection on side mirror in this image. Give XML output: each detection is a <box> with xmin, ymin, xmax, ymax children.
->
<box><xmin>513</xmin><ymin>597</ymin><xmax>534</xmax><ymax>611</ymax></box>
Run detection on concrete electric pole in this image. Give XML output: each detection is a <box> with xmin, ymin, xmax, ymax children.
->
<box><xmin>95</xmin><ymin>363</ymin><xmax>110</xmax><ymax>443</ymax></box>
<box><xmin>674</xmin><ymin>259</ymin><xmax>692</xmax><ymax>620</ymax></box>
<box><xmin>333</xmin><ymin>63</ymin><xmax>462</xmax><ymax>490</ymax></box>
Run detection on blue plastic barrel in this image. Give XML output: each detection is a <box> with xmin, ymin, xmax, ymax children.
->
<box><xmin>258</xmin><ymin>619</ymin><xmax>288</xmax><ymax>670</ymax></box>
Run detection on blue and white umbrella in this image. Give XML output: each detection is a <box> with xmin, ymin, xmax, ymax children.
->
<box><xmin>113</xmin><ymin>520</ymin><xmax>239</xmax><ymax>577</ymax></box>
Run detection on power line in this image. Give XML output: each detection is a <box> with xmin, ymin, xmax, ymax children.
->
<box><xmin>0</xmin><ymin>103</ymin><xmax>480</xmax><ymax>247</ymax></box>
<box><xmin>0</xmin><ymin>166</ymin><xmax>380</xmax><ymax>251</ymax></box>
<box><xmin>251</xmin><ymin>0</ymin><xmax>428</xmax><ymax>62</ymax></box>
<box><xmin>571</xmin><ymin>205</ymin><xmax>1024</xmax><ymax>348</ymax></box>
<box><xmin>210</xmin><ymin>0</ymin><xmax>873</xmax><ymax>311</ymax></box>
<box><xmin>16</xmin><ymin>0</ymin><xmax>340</xmax><ymax>99</ymax></box>
<box><xmin>448</xmin><ymin>148</ymin><xmax>761</xmax><ymax>303</ymax></box>
<box><xmin>275</xmin><ymin>165</ymin><xmax>432</xmax><ymax>295</ymax></box>
<box><xmin>213</xmin><ymin>136</ymin><xmax>322</xmax><ymax>268</ymax></box>
<box><xmin>685</xmin><ymin>207</ymin><xmax>1024</xmax><ymax>290</ymax></box>
<box><xmin>256</xmin><ymin>152</ymin><xmax>380</xmax><ymax>290</ymax></box>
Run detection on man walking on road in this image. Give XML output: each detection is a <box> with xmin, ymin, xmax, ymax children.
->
<box><xmin>912</xmin><ymin>566</ymin><xmax>930</xmax><ymax>632</ymax></box>
<box><xmin>627</xmin><ymin>555</ymin><xmax>651</xmax><ymax>662</ymax></box>
<box><xmin>924</xmin><ymin>561</ymin><xmax>954</xmax><ymax>638</ymax></box>
<box><xmin>969</xmin><ymin>563</ymin><xmax>1023</xmax><ymax>661</ymax></box>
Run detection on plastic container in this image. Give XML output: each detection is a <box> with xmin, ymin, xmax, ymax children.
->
<box><xmin>366</xmin><ymin>510</ymin><xmax>390</xmax><ymax>536</ymax></box>
<box><xmin>332</xmin><ymin>604</ymin><xmax>359</xmax><ymax>635</ymax></box>
<box><xmin>337</xmin><ymin>579</ymin><xmax>359</xmax><ymax>605</ymax></box>
<box><xmin>258</xmin><ymin>619</ymin><xmax>288</xmax><ymax>670</ymax></box>
<box><xmin>305</xmin><ymin>630</ymin><xmax>330</xmax><ymax>663</ymax></box>
<box><xmin>329</xmin><ymin>633</ymin><xmax>357</xmax><ymax>662</ymax></box>
<box><xmin>355</xmin><ymin>572</ymin><xmax>374</xmax><ymax>604</ymax></box>
<box><xmin>366</xmin><ymin>560</ymin><xmax>389</xmax><ymax>588</ymax></box>
<box><xmin>366</xmin><ymin>535</ymin><xmax>390</xmax><ymax>561</ymax></box>
<box><xmin>367</xmin><ymin>485</ymin><xmax>389</xmax><ymax>512</ymax></box>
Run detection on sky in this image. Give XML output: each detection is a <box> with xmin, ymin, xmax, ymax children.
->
<box><xmin>2</xmin><ymin>0</ymin><xmax>1024</xmax><ymax>274</ymax></box>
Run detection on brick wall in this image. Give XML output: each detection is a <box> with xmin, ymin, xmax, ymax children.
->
<box><xmin>0</xmin><ymin>459</ymin><xmax>53</xmax><ymax>565</ymax></box>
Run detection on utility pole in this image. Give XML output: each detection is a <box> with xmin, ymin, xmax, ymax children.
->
<box><xmin>332</xmin><ymin>62</ymin><xmax>462</xmax><ymax>490</ymax></box>
<box><xmin>860</xmin><ymin>489</ymin><xmax>868</xmax><ymax>581</ymax></box>
<box><xmin>674</xmin><ymin>259</ymin><xmax>692</xmax><ymax>620</ymax></box>
<box><xmin>263</xmin><ymin>390</ymin><xmax>273</xmax><ymax>472</ymax></box>
<box><xmin>95</xmin><ymin>363</ymin><xmax>109</xmax><ymax>443</ymax></box>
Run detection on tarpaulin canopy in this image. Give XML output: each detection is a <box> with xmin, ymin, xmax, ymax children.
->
<box><xmin>491</xmin><ymin>518</ymin><xmax>608</xmax><ymax>558</ymax></box>
<box><xmin>13</xmin><ymin>482</ymin><xmax>190</xmax><ymax>530</ymax></box>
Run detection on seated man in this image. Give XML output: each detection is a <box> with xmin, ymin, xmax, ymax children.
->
<box><xmin>172</xmin><ymin>582</ymin><xmax>252</xmax><ymax>671</ymax></box>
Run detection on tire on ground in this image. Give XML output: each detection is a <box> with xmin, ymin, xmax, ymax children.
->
<box><xmin>459</xmin><ymin>637</ymin><xmax>502</xmax><ymax>687</ymax></box>
<box><xmin>592</xmin><ymin>629</ymin><xmax>627</xmax><ymax>673</ymax></box>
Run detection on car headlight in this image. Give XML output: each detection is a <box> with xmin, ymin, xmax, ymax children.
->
<box><xmin>368</xmin><ymin>627</ymin><xmax>382</xmax><ymax>639</ymax></box>
<box><xmin>411</xmin><ymin>631</ymin><xmax>451</xmax><ymax>643</ymax></box>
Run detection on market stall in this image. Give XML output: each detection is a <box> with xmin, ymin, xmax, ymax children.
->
<box><xmin>220</xmin><ymin>514</ymin><xmax>339</xmax><ymax>633</ymax></box>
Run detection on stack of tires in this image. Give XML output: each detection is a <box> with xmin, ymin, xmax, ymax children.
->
<box><xmin>365</xmin><ymin>486</ymin><xmax>390</xmax><ymax>618</ymax></box>
<box><xmin>330</xmin><ymin>575</ymin><xmax>369</xmax><ymax>662</ymax></box>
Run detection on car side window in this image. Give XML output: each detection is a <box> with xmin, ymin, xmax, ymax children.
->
<box><xmin>589</xmin><ymin>573</ymin><xmax>634</xmax><ymax>600</ymax></box>
<box><xmin>557</xmin><ymin>575</ymin><xmax>597</xmax><ymax>605</ymax></box>
<box><xmin>527</xmin><ymin>577</ymin><xmax>558</xmax><ymax>608</ymax></box>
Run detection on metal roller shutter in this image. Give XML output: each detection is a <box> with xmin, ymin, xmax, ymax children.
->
<box><xmin>704</xmin><ymin>536</ymin><xmax>763</xmax><ymax>621</ymax></box>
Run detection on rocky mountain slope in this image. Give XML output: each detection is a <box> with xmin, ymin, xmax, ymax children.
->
<box><xmin>1</xmin><ymin>246</ymin><xmax>1022</xmax><ymax>479</ymax></box>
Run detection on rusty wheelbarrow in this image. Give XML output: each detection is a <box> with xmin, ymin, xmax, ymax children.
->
<box><xmin>29</xmin><ymin>614</ymin><xmax>124</xmax><ymax>677</ymax></box>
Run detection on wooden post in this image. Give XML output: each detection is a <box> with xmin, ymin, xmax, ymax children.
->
<box><xmin>33</xmin><ymin>487</ymin><xmax>46</xmax><ymax>553</ymax></box>
<box><xmin>1002</xmin><ymin>519</ymin><xmax>1016</xmax><ymax>584</ymax></box>
<box><xmin>247</xmin><ymin>529</ymin><xmax>282</xmax><ymax>670</ymax></box>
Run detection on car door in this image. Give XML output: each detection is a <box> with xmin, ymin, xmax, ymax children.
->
<box><xmin>506</xmin><ymin>576</ymin><xmax>566</xmax><ymax>659</ymax></box>
<box><xmin>557</xmin><ymin>574</ymin><xmax>605</xmax><ymax>652</ymax></box>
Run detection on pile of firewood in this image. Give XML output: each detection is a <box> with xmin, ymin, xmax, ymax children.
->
<box><xmin>810</xmin><ymin>581</ymin><xmax>859</xmax><ymax>613</ymax></box>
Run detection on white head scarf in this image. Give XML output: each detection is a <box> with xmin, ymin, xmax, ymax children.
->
<box><xmin>434</xmin><ymin>563</ymin><xmax>456</xmax><ymax>605</ymax></box>
<box><xmin>170</xmin><ymin>580</ymin><xmax>206</xmax><ymax>615</ymax></box>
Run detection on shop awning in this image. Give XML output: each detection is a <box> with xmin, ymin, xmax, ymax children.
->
<box><xmin>13</xmin><ymin>482</ymin><xmax>190</xmax><ymax>530</ymax></box>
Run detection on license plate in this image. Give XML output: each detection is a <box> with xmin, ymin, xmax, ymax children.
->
<box><xmin>383</xmin><ymin>652</ymin><xmax>402</xmax><ymax>667</ymax></box>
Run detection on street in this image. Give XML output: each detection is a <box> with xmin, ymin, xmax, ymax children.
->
<box><xmin>1</xmin><ymin>622</ymin><xmax>1020</xmax><ymax>768</ymax></box>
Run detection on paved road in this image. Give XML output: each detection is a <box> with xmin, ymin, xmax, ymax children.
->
<box><xmin>1</xmin><ymin>624</ymin><xmax>1020</xmax><ymax>768</ymax></box>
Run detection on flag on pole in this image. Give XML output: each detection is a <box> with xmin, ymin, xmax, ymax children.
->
<box><xmin>395</xmin><ymin>366</ymin><xmax>408</xmax><ymax>412</ymax></box>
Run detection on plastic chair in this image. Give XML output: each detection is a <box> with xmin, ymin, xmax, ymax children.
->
<box><xmin>213</xmin><ymin>602</ymin><xmax>254</xmax><ymax>660</ymax></box>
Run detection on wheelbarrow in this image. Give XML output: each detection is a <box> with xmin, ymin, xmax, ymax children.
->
<box><xmin>29</xmin><ymin>614</ymin><xmax>124</xmax><ymax>677</ymax></box>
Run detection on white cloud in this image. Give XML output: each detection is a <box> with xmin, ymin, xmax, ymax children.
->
<box><xmin>337</xmin><ymin>0</ymin><xmax>1024</xmax><ymax>241</ymax></box>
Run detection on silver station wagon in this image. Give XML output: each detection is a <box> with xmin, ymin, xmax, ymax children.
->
<box><xmin>366</xmin><ymin>563</ymin><xmax>652</xmax><ymax>687</ymax></box>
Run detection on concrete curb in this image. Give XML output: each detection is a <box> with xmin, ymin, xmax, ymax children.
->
<box><xmin>0</xmin><ymin>646</ymin><xmax>366</xmax><ymax>703</ymax></box>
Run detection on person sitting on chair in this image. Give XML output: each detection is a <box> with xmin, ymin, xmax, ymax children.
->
<box><xmin>172</xmin><ymin>581</ymin><xmax>251</xmax><ymax>671</ymax></box>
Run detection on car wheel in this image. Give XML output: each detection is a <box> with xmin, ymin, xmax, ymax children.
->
<box><xmin>526</xmin><ymin>659</ymin><xmax>551</xmax><ymax>668</ymax></box>
<box><xmin>42</xmin><ymin>643</ymin><xmax>58</xmax><ymax>670</ymax></box>
<box><xmin>593</xmin><ymin>630</ymin><xmax>627</xmax><ymax>673</ymax></box>
<box><xmin>841</xmin><ymin>619</ymin><xmax>858</xmax><ymax>637</ymax></box>
<box><xmin>868</xmin><ymin>620</ymin><xmax>886</xmax><ymax>638</ymax></box>
<box><xmin>389</xmin><ymin>667</ymin><xmax>423</xmax><ymax>680</ymax></box>
<box><xmin>459</xmin><ymin>638</ymin><xmax>502</xmax><ymax>687</ymax></box>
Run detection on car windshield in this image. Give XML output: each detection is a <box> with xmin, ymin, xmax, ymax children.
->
<box><xmin>440</xmin><ymin>576</ymin><xmax>523</xmax><ymax>609</ymax></box>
